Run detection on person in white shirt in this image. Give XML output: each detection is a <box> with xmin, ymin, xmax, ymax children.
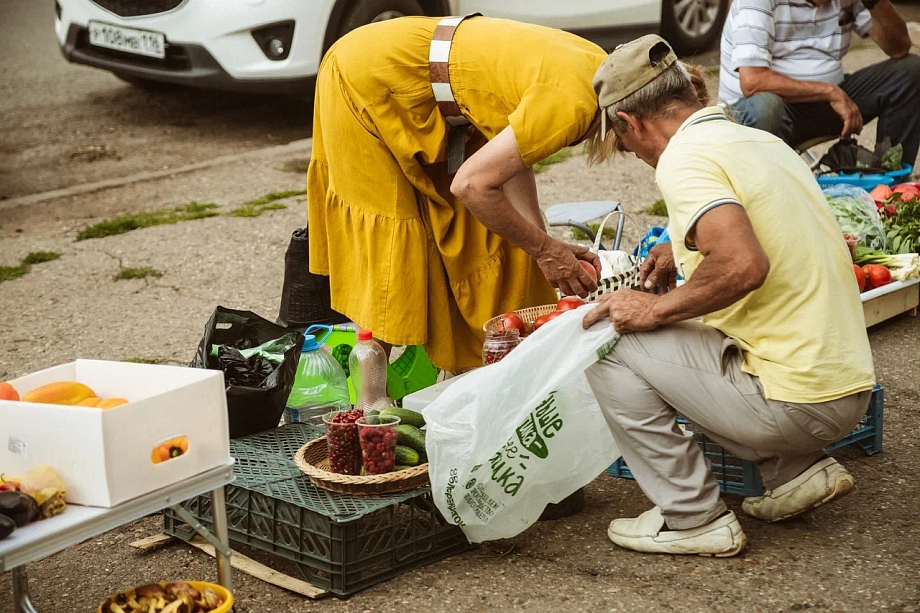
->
<box><xmin>719</xmin><ymin>0</ymin><xmax>920</xmax><ymax>165</ymax></box>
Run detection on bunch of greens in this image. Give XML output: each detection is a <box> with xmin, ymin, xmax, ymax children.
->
<box><xmin>883</xmin><ymin>195</ymin><xmax>920</xmax><ymax>254</ymax></box>
<box><xmin>855</xmin><ymin>246</ymin><xmax>920</xmax><ymax>281</ymax></box>
<box><xmin>825</xmin><ymin>192</ymin><xmax>887</xmax><ymax>251</ymax></box>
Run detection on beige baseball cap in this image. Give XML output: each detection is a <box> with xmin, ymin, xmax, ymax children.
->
<box><xmin>593</xmin><ymin>35</ymin><xmax>678</xmax><ymax>140</ymax></box>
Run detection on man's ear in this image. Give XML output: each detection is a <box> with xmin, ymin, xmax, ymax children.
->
<box><xmin>615</xmin><ymin>111</ymin><xmax>643</xmax><ymax>135</ymax></box>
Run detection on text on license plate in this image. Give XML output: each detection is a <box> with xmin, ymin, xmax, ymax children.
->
<box><xmin>88</xmin><ymin>21</ymin><xmax>166</xmax><ymax>59</ymax></box>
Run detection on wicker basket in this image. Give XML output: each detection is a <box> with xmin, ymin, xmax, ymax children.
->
<box><xmin>482</xmin><ymin>304</ymin><xmax>557</xmax><ymax>336</ymax></box>
<box><xmin>294</xmin><ymin>436</ymin><xmax>430</xmax><ymax>495</ymax></box>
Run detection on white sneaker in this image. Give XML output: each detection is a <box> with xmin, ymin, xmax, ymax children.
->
<box><xmin>742</xmin><ymin>457</ymin><xmax>854</xmax><ymax>523</ymax></box>
<box><xmin>607</xmin><ymin>507</ymin><xmax>747</xmax><ymax>557</ymax></box>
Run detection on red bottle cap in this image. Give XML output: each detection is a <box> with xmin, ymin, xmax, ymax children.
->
<box><xmin>358</xmin><ymin>330</ymin><xmax>373</xmax><ymax>341</ymax></box>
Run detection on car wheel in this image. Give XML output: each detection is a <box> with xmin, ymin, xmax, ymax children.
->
<box><xmin>660</xmin><ymin>0</ymin><xmax>729</xmax><ymax>55</ymax></box>
<box><xmin>338</xmin><ymin>0</ymin><xmax>426</xmax><ymax>38</ymax></box>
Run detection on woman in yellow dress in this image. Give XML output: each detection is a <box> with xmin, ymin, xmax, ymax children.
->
<box><xmin>308</xmin><ymin>15</ymin><xmax>606</xmax><ymax>373</ymax></box>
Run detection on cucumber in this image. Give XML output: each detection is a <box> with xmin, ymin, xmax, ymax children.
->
<box><xmin>379</xmin><ymin>407</ymin><xmax>425</xmax><ymax>429</ymax></box>
<box><xmin>397</xmin><ymin>425</ymin><xmax>427</xmax><ymax>454</ymax></box>
<box><xmin>395</xmin><ymin>445</ymin><xmax>420</xmax><ymax>467</ymax></box>
<box><xmin>395</xmin><ymin>465</ymin><xmax>414</xmax><ymax>472</ymax></box>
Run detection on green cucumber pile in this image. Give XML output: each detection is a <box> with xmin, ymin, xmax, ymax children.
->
<box><xmin>379</xmin><ymin>408</ymin><xmax>428</xmax><ymax>470</ymax></box>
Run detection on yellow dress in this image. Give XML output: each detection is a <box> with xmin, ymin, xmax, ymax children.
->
<box><xmin>308</xmin><ymin>16</ymin><xmax>606</xmax><ymax>372</ymax></box>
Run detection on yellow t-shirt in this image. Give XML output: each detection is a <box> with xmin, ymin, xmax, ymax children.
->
<box><xmin>657</xmin><ymin>107</ymin><xmax>875</xmax><ymax>403</ymax></box>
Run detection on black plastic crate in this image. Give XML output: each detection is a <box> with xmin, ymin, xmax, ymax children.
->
<box><xmin>163</xmin><ymin>424</ymin><xmax>471</xmax><ymax>597</ymax></box>
<box><xmin>608</xmin><ymin>385</ymin><xmax>883</xmax><ymax>497</ymax></box>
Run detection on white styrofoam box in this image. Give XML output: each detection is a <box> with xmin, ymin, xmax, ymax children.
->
<box><xmin>403</xmin><ymin>372</ymin><xmax>471</xmax><ymax>412</ymax></box>
<box><xmin>0</xmin><ymin>359</ymin><xmax>231</xmax><ymax>508</ymax></box>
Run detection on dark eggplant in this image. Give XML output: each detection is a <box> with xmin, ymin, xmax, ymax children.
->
<box><xmin>0</xmin><ymin>491</ymin><xmax>41</xmax><ymax>527</ymax></box>
<box><xmin>0</xmin><ymin>514</ymin><xmax>14</xmax><ymax>539</ymax></box>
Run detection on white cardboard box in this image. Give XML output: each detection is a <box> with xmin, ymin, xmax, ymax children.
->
<box><xmin>0</xmin><ymin>359</ymin><xmax>231</xmax><ymax>508</ymax></box>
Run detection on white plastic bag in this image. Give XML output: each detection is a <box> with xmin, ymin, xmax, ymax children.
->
<box><xmin>424</xmin><ymin>304</ymin><xmax>621</xmax><ymax>543</ymax></box>
<box><xmin>588</xmin><ymin>211</ymin><xmax>641</xmax><ymax>301</ymax></box>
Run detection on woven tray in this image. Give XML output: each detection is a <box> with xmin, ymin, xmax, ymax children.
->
<box><xmin>482</xmin><ymin>304</ymin><xmax>557</xmax><ymax>336</ymax></box>
<box><xmin>294</xmin><ymin>436</ymin><xmax>430</xmax><ymax>495</ymax></box>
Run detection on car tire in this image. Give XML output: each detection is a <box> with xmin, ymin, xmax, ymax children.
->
<box><xmin>660</xmin><ymin>0</ymin><xmax>729</xmax><ymax>55</ymax></box>
<box><xmin>338</xmin><ymin>0</ymin><xmax>426</xmax><ymax>38</ymax></box>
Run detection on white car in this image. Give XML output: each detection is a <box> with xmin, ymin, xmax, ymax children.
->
<box><xmin>56</xmin><ymin>0</ymin><xmax>728</xmax><ymax>94</ymax></box>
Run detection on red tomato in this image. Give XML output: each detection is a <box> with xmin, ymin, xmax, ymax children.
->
<box><xmin>497</xmin><ymin>312</ymin><xmax>527</xmax><ymax>336</ymax></box>
<box><xmin>532</xmin><ymin>310</ymin><xmax>563</xmax><ymax>331</ymax></box>
<box><xmin>579</xmin><ymin>259</ymin><xmax>599</xmax><ymax>285</ymax></box>
<box><xmin>862</xmin><ymin>264</ymin><xmax>891</xmax><ymax>290</ymax></box>
<box><xmin>892</xmin><ymin>183</ymin><xmax>920</xmax><ymax>203</ymax></box>
<box><xmin>556</xmin><ymin>297</ymin><xmax>585</xmax><ymax>312</ymax></box>
<box><xmin>869</xmin><ymin>184</ymin><xmax>893</xmax><ymax>202</ymax></box>
<box><xmin>853</xmin><ymin>264</ymin><xmax>866</xmax><ymax>292</ymax></box>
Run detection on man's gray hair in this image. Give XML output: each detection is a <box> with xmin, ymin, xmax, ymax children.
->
<box><xmin>584</xmin><ymin>61</ymin><xmax>710</xmax><ymax>165</ymax></box>
<box><xmin>605</xmin><ymin>61</ymin><xmax>698</xmax><ymax>133</ymax></box>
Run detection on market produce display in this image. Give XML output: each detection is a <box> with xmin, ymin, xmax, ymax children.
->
<box><xmin>0</xmin><ymin>464</ymin><xmax>68</xmax><ymax>540</ymax></box>
<box><xmin>827</xmin><ymin>183</ymin><xmax>920</xmax><ymax>293</ymax></box>
<box><xmin>2</xmin><ymin>380</ymin><xmax>131</xmax><ymax>410</ymax></box>
<box><xmin>100</xmin><ymin>582</ymin><xmax>227</xmax><ymax>613</ymax></box>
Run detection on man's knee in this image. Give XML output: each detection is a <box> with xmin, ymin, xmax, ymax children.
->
<box><xmin>731</xmin><ymin>93</ymin><xmax>787</xmax><ymax>136</ymax></box>
<box><xmin>888</xmin><ymin>53</ymin><xmax>920</xmax><ymax>91</ymax></box>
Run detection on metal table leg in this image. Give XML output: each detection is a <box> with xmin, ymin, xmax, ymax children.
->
<box><xmin>12</xmin><ymin>566</ymin><xmax>39</xmax><ymax>613</ymax></box>
<box><xmin>210</xmin><ymin>486</ymin><xmax>232</xmax><ymax>593</ymax></box>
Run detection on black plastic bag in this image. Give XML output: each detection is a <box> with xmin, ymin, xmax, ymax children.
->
<box><xmin>191</xmin><ymin>306</ymin><xmax>304</xmax><ymax>439</ymax></box>
<box><xmin>277</xmin><ymin>227</ymin><xmax>350</xmax><ymax>330</ymax></box>
<box><xmin>818</xmin><ymin>136</ymin><xmax>897</xmax><ymax>175</ymax></box>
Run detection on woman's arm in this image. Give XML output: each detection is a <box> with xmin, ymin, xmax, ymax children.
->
<box><xmin>451</xmin><ymin>126</ymin><xmax>600</xmax><ymax>298</ymax></box>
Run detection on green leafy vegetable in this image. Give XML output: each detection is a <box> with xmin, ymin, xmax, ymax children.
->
<box><xmin>825</xmin><ymin>194</ymin><xmax>887</xmax><ymax>251</ymax></box>
<box><xmin>881</xmin><ymin>144</ymin><xmax>903</xmax><ymax>172</ymax></box>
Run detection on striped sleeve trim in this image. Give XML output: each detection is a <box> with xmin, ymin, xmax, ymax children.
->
<box><xmin>685</xmin><ymin>199</ymin><xmax>744</xmax><ymax>251</ymax></box>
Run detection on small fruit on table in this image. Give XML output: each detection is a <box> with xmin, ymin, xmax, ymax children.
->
<box><xmin>853</xmin><ymin>264</ymin><xmax>866</xmax><ymax>292</ymax></box>
<box><xmin>0</xmin><ymin>382</ymin><xmax>19</xmax><ymax>401</ymax></box>
<box><xmin>0</xmin><ymin>491</ymin><xmax>41</xmax><ymax>526</ymax></box>
<box><xmin>862</xmin><ymin>264</ymin><xmax>891</xmax><ymax>290</ymax></box>
<box><xmin>151</xmin><ymin>437</ymin><xmax>190</xmax><ymax>464</ymax></box>
<box><xmin>32</xmin><ymin>487</ymin><xmax>67</xmax><ymax>518</ymax></box>
<box><xmin>496</xmin><ymin>311</ymin><xmax>527</xmax><ymax>336</ymax></box>
<box><xmin>359</xmin><ymin>422</ymin><xmax>398</xmax><ymax>474</ymax></box>
<box><xmin>556</xmin><ymin>297</ymin><xmax>585</xmax><ymax>312</ymax></box>
<box><xmin>22</xmin><ymin>381</ymin><xmax>96</xmax><ymax>405</ymax></box>
<box><xmin>533</xmin><ymin>310</ymin><xmax>563</xmax><ymax>331</ymax></box>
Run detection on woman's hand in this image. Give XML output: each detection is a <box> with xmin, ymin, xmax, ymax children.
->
<box><xmin>536</xmin><ymin>240</ymin><xmax>601</xmax><ymax>298</ymax></box>
<box><xmin>639</xmin><ymin>243</ymin><xmax>677</xmax><ymax>295</ymax></box>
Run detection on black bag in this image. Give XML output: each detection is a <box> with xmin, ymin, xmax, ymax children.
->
<box><xmin>277</xmin><ymin>227</ymin><xmax>349</xmax><ymax>329</ymax></box>
<box><xmin>191</xmin><ymin>306</ymin><xmax>305</xmax><ymax>439</ymax></box>
<box><xmin>817</xmin><ymin>136</ymin><xmax>894</xmax><ymax>175</ymax></box>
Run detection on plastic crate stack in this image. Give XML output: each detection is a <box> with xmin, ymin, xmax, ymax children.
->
<box><xmin>163</xmin><ymin>424</ymin><xmax>471</xmax><ymax>597</ymax></box>
<box><xmin>608</xmin><ymin>385</ymin><xmax>884</xmax><ymax>497</ymax></box>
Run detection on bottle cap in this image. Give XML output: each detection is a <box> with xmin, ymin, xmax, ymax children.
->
<box><xmin>358</xmin><ymin>330</ymin><xmax>373</xmax><ymax>341</ymax></box>
<box><xmin>301</xmin><ymin>334</ymin><xmax>320</xmax><ymax>352</ymax></box>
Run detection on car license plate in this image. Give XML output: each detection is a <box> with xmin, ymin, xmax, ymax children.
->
<box><xmin>88</xmin><ymin>21</ymin><xmax>166</xmax><ymax>59</ymax></box>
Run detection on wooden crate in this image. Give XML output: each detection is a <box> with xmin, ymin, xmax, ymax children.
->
<box><xmin>862</xmin><ymin>279</ymin><xmax>920</xmax><ymax>328</ymax></box>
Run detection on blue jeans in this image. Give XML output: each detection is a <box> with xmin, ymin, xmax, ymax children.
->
<box><xmin>730</xmin><ymin>54</ymin><xmax>920</xmax><ymax>165</ymax></box>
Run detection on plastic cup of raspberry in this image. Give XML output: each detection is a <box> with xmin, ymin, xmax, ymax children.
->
<box><xmin>356</xmin><ymin>414</ymin><xmax>401</xmax><ymax>475</ymax></box>
<box><xmin>322</xmin><ymin>408</ymin><xmax>365</xmax><ymax>475</ymax></box>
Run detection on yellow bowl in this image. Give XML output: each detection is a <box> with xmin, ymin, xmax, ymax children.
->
<box><xmin>97</xmin><ymin>581</ymin><xmax>233</xmax><ymax>613</ymax></box>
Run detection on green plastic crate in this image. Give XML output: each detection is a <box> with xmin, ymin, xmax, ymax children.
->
<box><xmin>163</xmin><ymin>424</ymin><xmax>471</xmax><ymax>597</ymax></box>
<box><xmin>324</xmin><ymin>325</ymin><xmax>439</xmax><ymax>402</ymax></box>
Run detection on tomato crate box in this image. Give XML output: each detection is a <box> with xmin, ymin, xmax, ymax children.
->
<box><xmin>163</xmin><ymin>423</ymin><xmax>472</xmax><ymax>597</ymax></box>
<box><xmin>608</xmin><ymin>385</ymin><xmax>884</xmax><ymax>497</ymax></box>
<box><xmin>0</xmin><ymin>359</ymin><xmax>231</xmax><ymax>508</ymax></box>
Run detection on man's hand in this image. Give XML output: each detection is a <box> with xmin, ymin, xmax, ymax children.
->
<box><xmin>829</xmin><ymin>87</ymin><xmax>863</xmax><ymax>139</ymax></box>
<box><xmin>581</xmin><ymin>289</ymin><xmax>660</xmax><ymax>333</ymax></box>
<box><xmin>536</xmin><ymin>241</ymin><xmax>601</xmax><ymax>299</ymax></box>
<box><xmin>639</xmin><ymin>243</ymin><xmax>677</xmax><ymax>294</ymax></box>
